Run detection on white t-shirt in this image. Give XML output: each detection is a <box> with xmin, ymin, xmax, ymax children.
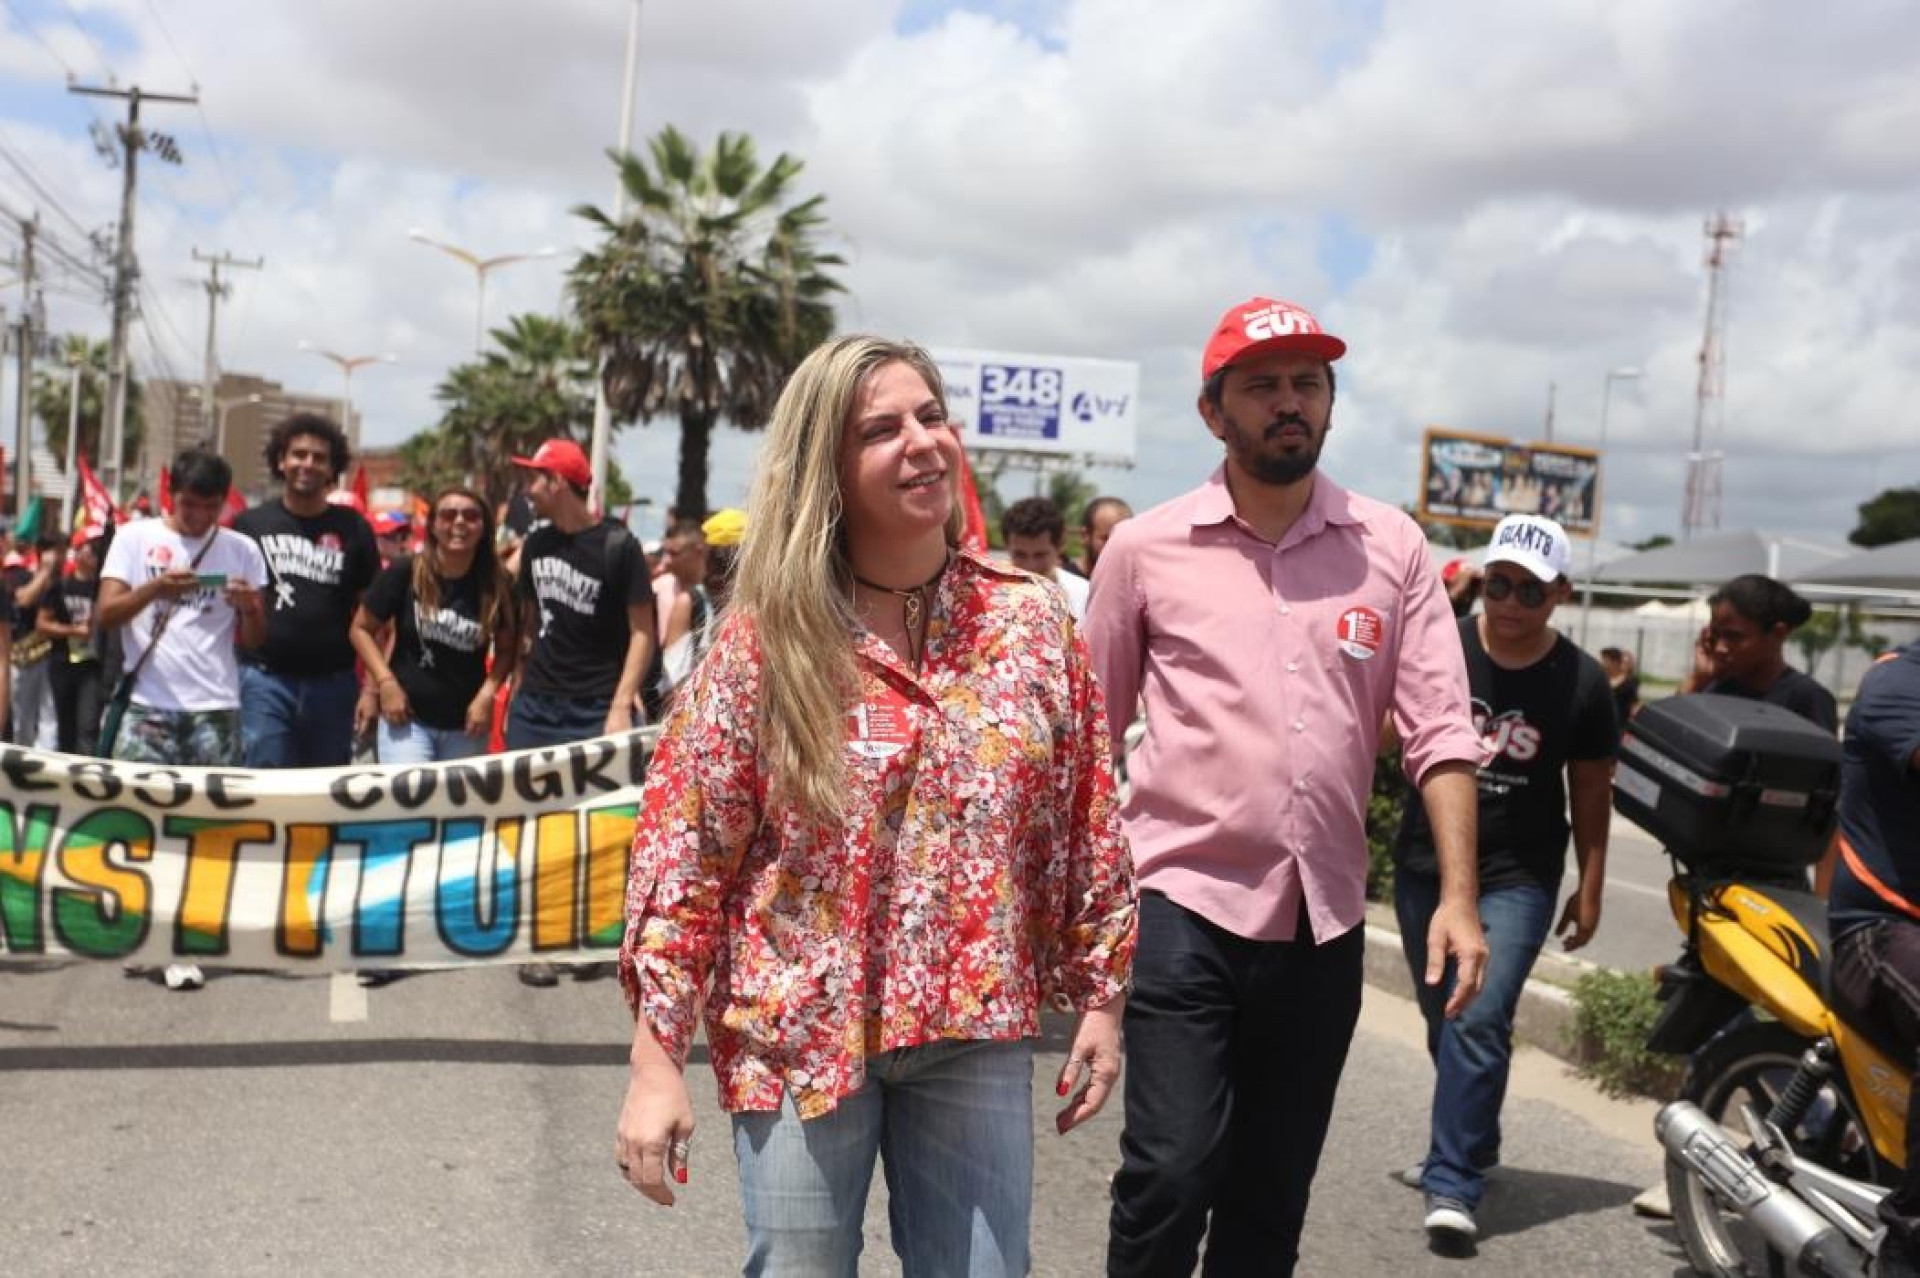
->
<box><xmin>1051</xmin><ymin>567</ymin><xmax>1090</xmax><ymax>622</ymax></box>
<box><xmin>102</xmin><ymin>519</ymin><xmax>269</xmax><ymax>711</ymax></box>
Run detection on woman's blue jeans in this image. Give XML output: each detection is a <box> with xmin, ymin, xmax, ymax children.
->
<box><xmin>731</xmin><ymin>1038</ymin><xmax>1035</xmax><ymax>1278</ymax></box>
<box><xmin>1394</xmin><ymin>870</ymin><xmax>1554</xmax><ymax>1210</ymax></box>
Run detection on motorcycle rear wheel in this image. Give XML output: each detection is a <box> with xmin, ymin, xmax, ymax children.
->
<box><xmin>1667</xmin><ymin>1019</ymin><xmax>1885</xmax><ymax>1277</ymax></box>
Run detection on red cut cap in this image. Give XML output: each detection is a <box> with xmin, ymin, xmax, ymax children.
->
<box><xmin>1201</xmin><ymin>297</ymin><xmax>1347</xmax><ymax>381</ymax></box>
<box><xmin>510</xmin><ymin>438</ymin><xmax>592</xmax><ymax>488</ymax></box>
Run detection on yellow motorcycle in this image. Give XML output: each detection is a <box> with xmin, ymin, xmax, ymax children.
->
<box><xmin>1612</xmin><ymin>693</ymin><xmax>1907</xmax><ymax>1276</ymax></box>
<box><xmin>1649</xmin><ymin>875</ymin><xmax>1905</xmax><ymax>1276</ymax></box>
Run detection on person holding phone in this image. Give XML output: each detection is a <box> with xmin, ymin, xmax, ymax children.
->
<box><xmin>98</xmin><ymin>450</ymin><xmax>268</xmax><ymax>989</ymax></box>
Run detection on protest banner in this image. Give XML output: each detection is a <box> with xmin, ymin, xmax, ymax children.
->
<box><xmin>0</xmin><ymin>731</ymin><xmax>657</xmax><ymax>970</ymax></box>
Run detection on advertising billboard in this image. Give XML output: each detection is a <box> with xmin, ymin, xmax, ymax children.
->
<box><xmin>1419</xmin><ymin>428</ymin><xmax>1601</xmax><ymax>535</ymax></box>
<box><xmin>933</xmin><ymin>348</ymin><xmax>1139</xmax><ymax>465</ymax></box>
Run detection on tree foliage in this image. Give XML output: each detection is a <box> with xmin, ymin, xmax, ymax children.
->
<box><xmin>399</xmin><ymin>314</ymin><xmax>621</xmax><ymax>512</ymax></box>
<box><xmin>31</xmin><ymin>336</ymin><xmax>142</xmax><ymax>469</ymax></box>
<box><xmin>569</xmin><ymin>125</ymin><xmax>843</xmax><ymax>520</ymax></box>
<box><xmin>1850</xmin><ymin>485</ymin><xmax>1920</xmax><ymax>547</ymax></box>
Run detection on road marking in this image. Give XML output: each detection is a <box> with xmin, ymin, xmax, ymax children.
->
<box><xmin>330</xmin><ymin>972</ymin><xmax>368</xmax><ymax>1023</ymax></box>
<box><xmin>1608</xmin><ymin>878</ymin><xmax>1671</xmax><ymax>901</ymax></box>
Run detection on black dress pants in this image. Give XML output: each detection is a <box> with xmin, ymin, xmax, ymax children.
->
<box><xmin>1108</xmin><ymin>890</ymin><xmax>1364</xmax><ymax>1277</ymax></box>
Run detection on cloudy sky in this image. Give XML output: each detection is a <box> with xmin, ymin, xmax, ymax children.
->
<box><xmin>2</xmin><ymin>0</ymin><xmax>1916</xmax><ymax>544</ymax></box>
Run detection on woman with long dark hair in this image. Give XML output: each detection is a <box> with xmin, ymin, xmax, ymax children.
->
<box><xmin>612</xmin><ymin>335</ymin><xmax>1136</xmax><ymax>1274</ymax></box>
<box><xmin>350</xmin><ymin>486</ymin><xmax>518</xmax><ymax>762</ymax></box>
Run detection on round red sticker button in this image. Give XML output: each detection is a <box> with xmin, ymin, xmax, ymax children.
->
<box><xmin>1335</xmin><ymin>606</ymin><xmax>1384</xmax><ymax>661</ymax></box>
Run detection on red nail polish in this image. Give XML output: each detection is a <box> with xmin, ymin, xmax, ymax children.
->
<box><xmin>1056</xmin><ymin>1078</ymin><xmax>1070</xmax><ymax>1097</ymax></box>
<box><xmin>675</xmin><ymin>1166</ymin><xmax>688</xmax><ymax>1184</ymax></box>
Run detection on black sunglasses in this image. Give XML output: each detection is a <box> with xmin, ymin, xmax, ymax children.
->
<box><xmin>1483</xmin><ymin>574</ymin><xmax>1550</xmax><ymax>607</ymax></box>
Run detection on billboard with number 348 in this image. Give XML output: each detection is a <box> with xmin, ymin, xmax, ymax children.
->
<box><xmin>933</xmin><ymin>348</ymin><xmax>1140</xmax><ymax>465</ymax></box>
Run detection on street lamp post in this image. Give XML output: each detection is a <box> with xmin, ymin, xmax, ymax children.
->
<box><xmin>298</xmin><ymin>342</ymin><xmax>397</xmax><ymax>440</ymax></box>
<box><xmin>1579</xmin><ymin>365</ymin><xmax>1643</xmax><ymax>645</ymax></box>
<box><xmin>407</xmin><ymin>230</ymin><xmax>558</xmax><ymax>355</ymax></box>
<box><xmin>61</xmin><ymin>353</ymin><xmax>83</xmax><ymax>529</ymax></box>
<box><xmin>589</xmin><ymin>0</ymin><xmax>646</xmax><ymax>512</ymax></box>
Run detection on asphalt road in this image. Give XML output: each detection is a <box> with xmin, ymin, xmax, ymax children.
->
<box><xmin>2</xmin><ymin>958</ymin><xmax>1691</xmax><ymax>1277</ymax></box>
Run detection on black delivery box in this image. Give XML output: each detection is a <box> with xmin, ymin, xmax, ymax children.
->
<box><xmin>1613</xmin><ymin>693</ymin><xmax>1841</xmax><ymax>875</ymax></box>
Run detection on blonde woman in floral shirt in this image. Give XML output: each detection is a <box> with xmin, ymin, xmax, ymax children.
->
<box><xmin>615</xmin><ymin>335</ymin><xmax>1136</xmax><ymax>1276</ymax></box>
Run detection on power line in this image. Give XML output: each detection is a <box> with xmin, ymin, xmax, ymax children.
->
<box><xmin>53</xmin><ymin>0</ymin><xmax>116</xmax><ymax>83</ymax></box>
<box><xmin>0</xmin><ymin>0</ymin><xmax>79</xmax><ymax>80</ymax></box>
<box><xmin>0</xmin><ymin>129</ymin><xmax>100</xmax><ymax>245</ymax></box>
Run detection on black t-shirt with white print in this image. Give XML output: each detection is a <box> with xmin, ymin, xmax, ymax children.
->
<box><xmin>1396</xmin><ymin>616</ymin><xmax>1619</xmax><ymax>891</ymax></box>
<box><xmin>45</xmin><ymin>573</ymin><xmax>101</xmax><ymax>666</ymax></box>
<box><xmin>514</xmin><ymin>518</ymin><xmax>653</xmax><ymax>704</ymax></box>
<box><xmin>364</xmin><ymin>559</ymin><xmax>491</xmax><ymax>732</ymax></box>
<box><xmin>234</xmin><ymin>500</ymin><xmax>380</xmax><ymax>674</ymax></box>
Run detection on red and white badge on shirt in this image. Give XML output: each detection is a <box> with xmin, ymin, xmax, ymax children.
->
<box><xmin>847</xmin><ymin>682</ymin><xmax>916</xmax><ymax>760</ymax></box>
<box><xmin>1335</xmin><ymin>606</ymin><xmax>1385</xmax><ymax>661</ymax></box>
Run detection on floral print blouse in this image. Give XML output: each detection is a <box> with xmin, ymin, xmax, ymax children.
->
<box><xmin>619</xmin><ymin>550</ymin><xmax>1136</xmax><ymax>1118</ymax></box>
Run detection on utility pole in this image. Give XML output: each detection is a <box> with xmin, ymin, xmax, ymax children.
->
<box><xmin>70</xmin><ymin>82</ymin><xmax>197</xmax><ymax>502</ymax></box>
<box><xmin>1682</xmin><ymin>213</ymin><xmax>1742</xmax><ymax>539</ymax></box>
<box><xmin>192</xmin><ymin>248</ymin><xmax>262</xmax><ymax>444</ymax></box>
<box><xmin>11</xmin><ymin>214</ymin><xmax>36</xmax><ymax>522</ymax></box>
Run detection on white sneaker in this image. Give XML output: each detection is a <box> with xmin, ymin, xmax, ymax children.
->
<box><xmin>163</xmin><ymin>963</ymin><xmax>206</xmax><ymax>991</ymax></box>
<box><xmin>1424</xmin><ymin>1194</ymin><xmax>1478</xmax><ymax>1245</ymax></box>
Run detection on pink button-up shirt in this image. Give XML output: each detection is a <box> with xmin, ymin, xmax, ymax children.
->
<box><xmin>1083</xmin><ymin>466</ymin><xmax>1481</xmax><ymax>942</ymax></box>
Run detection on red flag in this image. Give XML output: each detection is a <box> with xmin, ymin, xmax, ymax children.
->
<box><xmin>953</xmin><ymin>438</ymin><xmax>990</xmax><ymax>555</ymax></box>
<box><xmin>219</xmin><ymin>486</ymin><xmax>247</xmax><ymax>527</ymax></box>
<box><xmin>352</xmin><ymin>463</ymin><xmax>370</xmax><ymax>513</ymax></box>
<box><xmin>76</xmin><ymin>453</ymin><xmax>118</xmax><ymax>532</ymax></box>
<box><xmin>158</xmin><ymin>465</ymin><xmax>173</xmax><ymax>515</ymax></box>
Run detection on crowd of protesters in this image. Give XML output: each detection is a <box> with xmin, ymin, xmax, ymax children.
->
<box><xmin>2</xmin><ymin>288</ymin><xmax>1872</xmax><ymax>1275</ymax></box>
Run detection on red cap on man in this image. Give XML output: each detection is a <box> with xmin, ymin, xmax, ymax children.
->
<box><xmin>510</xmin><ymin>438</ymin><xmax>592</xmax><ymax>489</ymax></box>
<box><xmin>1201</xmin><ymin>297</ymin><xmax>1347</xmax><ymax>381</ymax></box>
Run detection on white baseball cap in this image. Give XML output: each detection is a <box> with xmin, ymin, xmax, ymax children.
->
<box><xmin>1484</xmin><ymin>514</ymin><xmax>1571</xmax><ymax>582</ymax></box>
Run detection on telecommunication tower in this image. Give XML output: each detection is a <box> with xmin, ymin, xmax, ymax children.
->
<box><xmin>1682</xmin><ymin>213</ymin><xmax>1743</xmax><ymax>537</ymax></box>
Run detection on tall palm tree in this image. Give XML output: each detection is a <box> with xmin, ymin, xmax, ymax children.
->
<box><xmin>32</xmin><ymin>337</ymin><xmax>141</xmax><ymax>468</ymax></box>
<box><xmin>569</xmin><ymin>125</ymin><xmax>843</xmax><ymax>520</ymax></box>
<box><xmin>403</xmin><ymin>314</ymin><xmax>600</xmax><ymax>511</ymax></box>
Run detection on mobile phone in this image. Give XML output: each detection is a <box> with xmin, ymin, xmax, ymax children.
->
<box><xmin>196</xmin><ymin>572</ymin><xmax>229</xmax><ymax>588</ymax></box>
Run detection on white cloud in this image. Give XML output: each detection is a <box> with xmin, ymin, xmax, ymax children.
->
<box><xmin>0</xmin><ymin>0</ymin><xmax>1915</xmax><ymax>547</ymax></box>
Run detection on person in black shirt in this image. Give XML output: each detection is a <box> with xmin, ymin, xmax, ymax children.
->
<box><xmin>37</xmin><ymin>527</ymin><xmax>109</xmax><ymax>755</ymax></box>
<box><xmin>232</xmin><ymin>413</ymin><xmax>380</xmax><ymax>767</ymax></box>
<box><xmin>505</xmin><ymin>438</ymin><xmax>654</xmax><ymax>988</ymax></box>
<box><xmin>1678</xmin><ymin>573</ymin><xmax>1837</xmax><ymax>732</ymax></box>
<box><xmin>350</xmin><ymin>486</ymin><xmax>518</xmax><ymax>764</ymax></box>
<box><xmin>1600</xmin><ymin>647</ymin><xmax>1641</xmax><ymax>725</ymax></box>
<box><xmin>506</xmin><ymin>438</ymin><xmax>654</xmax><ymax>750</ymax></box>
<box><xmin>1827</xmin><ymin>644</ymin><xmax>1920</xmax><ymax>1278</ymax></box>
<box><xmin>1391</xmin><ymin>515</ymin><xmax>1617</xmax><ymax>1249</ymax></box>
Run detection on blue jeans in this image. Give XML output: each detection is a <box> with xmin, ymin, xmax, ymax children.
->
<box><xmin>505</xmin><ymin>690</ymin><xmax>609</xmax><ymax>750</ymax></box>
<box><xmin>732</xmin><ymin>1039</ymin><xmax>1034</xmax><ymax>1278</ymax></box>
<box><xmin>376</xmin><ymin>717</ymin><xmax>484</xmax><ymax>764</ymax></box>
<box><xmin>240</xmin><ymin>665</ymin><xmax>360</xmax><ymax>768</ymax></box>
<box><xmin>1395</xmin><ymin>871</ymin><xmax>1554</xmax><ymax>1209</ymax></box>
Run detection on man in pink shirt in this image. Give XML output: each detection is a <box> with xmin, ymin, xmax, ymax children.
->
<box><xmin>1086</xmin><ymin>297</ymin><xmax>1489</xmax><ymax>1277</ymax></box>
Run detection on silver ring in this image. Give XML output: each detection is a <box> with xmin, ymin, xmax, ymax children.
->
<box><xmin>670</xmin><ymin>1140</ymin><xmax>690</xmax><ymax>1160</ymax></box>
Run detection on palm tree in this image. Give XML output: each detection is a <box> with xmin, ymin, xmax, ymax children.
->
<box><xmin>32</xmin><ymin>337</ymin><xmax>141</xmax><ymax>469</ymax></box>
<box><xmin>569</xmin><ymin>126</ymin><xmax>843</xmax><ymax>520</ymax></box>
<box><xmin>403</xmin><ymin>314</ymin><xmax>600</xmax><ymax>511</ymax></box>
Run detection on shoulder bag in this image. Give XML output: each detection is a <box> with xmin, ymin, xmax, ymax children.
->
<box><xmin>98</xmin><ymin>530</ymin><xmax>221</xmax><ymax>755</ymax></box>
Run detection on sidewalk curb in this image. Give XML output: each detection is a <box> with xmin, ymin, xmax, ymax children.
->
<box><xmin>1362</xmin><ymin>903</ymin><xmax>1594</xmax><ymax>1066</ymax></box>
